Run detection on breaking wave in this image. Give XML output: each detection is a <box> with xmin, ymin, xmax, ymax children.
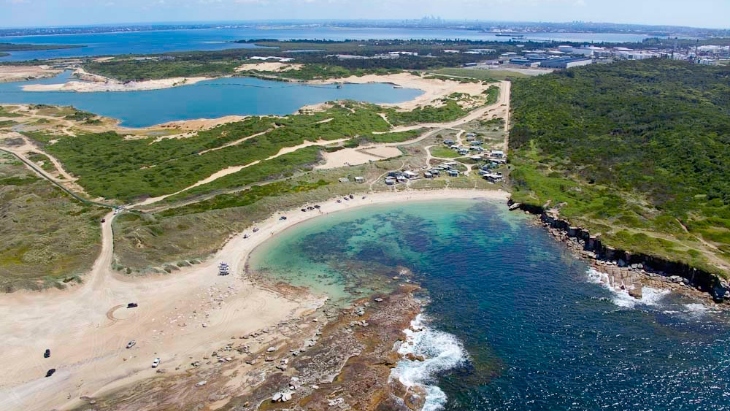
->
<box><xmin>586</xmin><ymin>268</ymin><xmax>670</xmax><ymax>308</ymax></box>
<box><xmin>391</xmin><ymin>314</ymin><xmax>467</xmax><ymax>411</ymax></box>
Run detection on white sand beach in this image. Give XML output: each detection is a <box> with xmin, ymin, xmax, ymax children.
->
<box><xmin>0</xmin><ymin>188</ymin><xmax>508</xmax><ymax>411</ymax></box>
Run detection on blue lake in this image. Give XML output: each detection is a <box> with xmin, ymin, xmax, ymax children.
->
<box><xmin>0</xmin><ymin>27</ymin><xmax>658</xmax><ymax>61</ymax></box>
<box><xmin>0</xmin><ymin>72</ymin><xmax>422</xmax><ymax>127</ymax></box>
<box><xmin>251</xmin><ymin>200</ymin><xmax>730</xmax><ymax>410</ymax></box>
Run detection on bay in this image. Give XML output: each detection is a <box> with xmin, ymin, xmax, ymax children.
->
<box><xmin>250</xmin><ymin>199</ymin><xmax>730</xmax><ymax>410</ymax></box>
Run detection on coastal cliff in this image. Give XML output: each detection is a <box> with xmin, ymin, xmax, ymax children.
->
<box><xmin>509</xmin><ymin>200</ymin><xmax>729</xmax><ymax>304</ymax></box>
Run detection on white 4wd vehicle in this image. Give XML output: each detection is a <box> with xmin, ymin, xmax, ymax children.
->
<box><xmin>151</xmin><ymin>358</ymin><xmax>161</xmax><ymax>368</ymax></box>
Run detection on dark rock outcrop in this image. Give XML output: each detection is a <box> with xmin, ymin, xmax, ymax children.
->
<box><xmin>508</xmin><ymin>199</ymin><xmax>728</xmax><ymax>303</ymax></box>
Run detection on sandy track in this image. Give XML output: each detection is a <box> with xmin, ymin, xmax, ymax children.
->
<box><xmin>136</xmin><ymin>138</ymin><xmax>347</xmax><ymax>207</ymax></box>
<box><xmin>0</xmin><ymin>76</ymin><xmax>513</xmax><ymax>410</ymax></box>
<box><xmin>0</xmin><ymin>188</ymin><xmax>508</xmax><ymax>411</ymax></box>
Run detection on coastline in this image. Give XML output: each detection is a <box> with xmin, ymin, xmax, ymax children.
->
<box><xmin>0</xmin><ymin>188</ymin><xmax>508</xmax><ymax>411</ymax></box>
<box><xmin>239</xmin><ymin>188</ymin><xmax>510</xmax><ymax>273</ymax></box>
<box><xmin>509</xmin><ymin>202</ymin><xmax>730</xmax><ymax>308</ymax></box>
<box><xmin>0</xmin><ymin>65</ymin><xmax>62</xmax><ymax>83</ymax></box>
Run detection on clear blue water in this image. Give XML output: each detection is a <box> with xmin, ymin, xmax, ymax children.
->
<box><xmin>250</xmin><ymin>200</ymin><xmax>730</xmax><ymax>410</ymax></box>
<box><xmin>0</xmin><ymin>71</ymin><xmax>422</xmax><ymax>127</ymax></box>
<box><xmin>0</xmin><ymin>27</ymin><xmax>656</xmax><ymax>61</ymax></box>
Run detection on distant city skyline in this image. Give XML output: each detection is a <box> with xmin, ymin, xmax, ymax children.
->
<box><xmin>2</xmin><ymin>0</ymin><xmax>729</xmax><ymax>30</ymax></box>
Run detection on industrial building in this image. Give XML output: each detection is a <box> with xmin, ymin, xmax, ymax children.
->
<box><xmin>540</xmin><ymin>58</ymin><xmax>594</xmax><ymax>69</ymax></box>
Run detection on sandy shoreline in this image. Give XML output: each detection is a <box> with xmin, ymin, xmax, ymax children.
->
<box><xmin>22</xmin><ymin>75</ymin><xmax>211</xmax><ymax>93</ymax></box>
<box><xmin>17</xmin><ymin>68</ymin><xmax>487</xmax><ymax>114</ymax></box>
<box><xmin>0</xmin><ymin>65</ymin><xmax>62</xmax><ymax>83</ymax></box>
<box><xmin>0</xmin><ymin>188</ymin><xmax>508</xmax><ymax>411</ymax></box>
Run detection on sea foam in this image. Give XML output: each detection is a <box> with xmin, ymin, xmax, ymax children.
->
<box><xmin>586</xmin><ymin>268</ymin><xmax>669</xmax><ymax>309</ymax></box>
<box><xmin>391</xmin><ymin>314</ymin><xmax>467</xmax><ymax>411</ymax></box>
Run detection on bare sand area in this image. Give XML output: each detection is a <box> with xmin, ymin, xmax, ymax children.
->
<box><xmin>235</xmin><ymin>62</ymin><xmax>303</xmax><ymax>72</ymax></box>
<box><xmin>23</xmin><ymin>75</ymin><xmax>211</xmax><ymax>93</ymax></box>
<box><xmin>316</xmin><ymin>145</ymin><xmax>405</xmax><ymax>169</ymax></box>
<box><xmin>312</xmin><ymin>72</ymin><xmax>491</xmax><ymax>111</ymax></box>
<box><xmin>0</xmin><ymin>188</ymin><xmax>508</xmax><ymax>411</ymax></box>
<box><xmin>0</xmin><ymin>65</ymin><xmax>62</xmax><ymax>83</ymax></box>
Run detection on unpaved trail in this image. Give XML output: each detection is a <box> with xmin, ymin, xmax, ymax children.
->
<box><xmin>135</xmin><ymin>139</ymin><xmax>347</xmax><ymax>207</ymax></box>
<box><xmin>0</xmin><ymin>79</ymin><xmax>514</xmax><ymax>410</ymax></box>
<box><xmin>196</xmin><ymin>128</ymin><xmax>274</xmax><ymax>155</ymax></box>
<box><xmin>0</xmin><ymin>189</ymin><xmax>509</xmax><ymax>411</ymax></box>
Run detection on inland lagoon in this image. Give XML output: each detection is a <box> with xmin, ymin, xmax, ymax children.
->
<box><xmin>0</xmin><ymin>71</ymin><xmax>422</xmax><ymax>127</ymax></box>
<box><xmin>250</xmin><ymin>199</ymin><xmax>730</xmax><ymax>410</ymax></box>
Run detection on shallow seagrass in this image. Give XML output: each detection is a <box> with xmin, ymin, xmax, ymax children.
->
<box><xmin>251</xmin><ymin>199</ymin><xmax>730</xmax><ymax>410</ymax></box>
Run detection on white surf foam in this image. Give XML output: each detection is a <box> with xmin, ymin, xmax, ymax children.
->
<box><xmin>586</xmin><ymin>268</ymin><xmax>669</xmax><ymax>309</ymax></box>
<box><xmin>391</xmin><ymin>314</ymin><xmax>467</xmax><ymax>411</ymax></box>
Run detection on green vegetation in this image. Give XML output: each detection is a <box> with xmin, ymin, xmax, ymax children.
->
<box><xmin>0</xmin><ymin>106</ymin><xmax>21</xmax><ymax>117</ymax></box>
<box><xmin>431</xmin><ymin>67</ymin><xmax>531</xmax><ymax>81</ymax></box>
<box><xmin>386</xmin><ymin>99</ymin><xmax>467</xmax><ymax>126</ymax></box>
<box><xmin>84</xmin><ymin>58</ymin><xmax>240</xmax><ymax>82</ymax></box>
<box><xmin>23</xmin><ymin>103</ymin><xmax>391</xmax><ymax>201</ymax></box>
<box><xmin>81</xmin><ymin>39</ymin><xmax>537</xmax><ymax>82</ymax></box>
<box><xmin>162</xmin><ymin>146</ymin><xmax>323</xmax><ymax>203</ymax></box>
<box><xmin>483</xmin><ymin>85</ymin><xmax>500</xmax><ymax>105</ymax></box>
<box><xmin>0</xmin><ymin>42</ymin><xmax>84</xmax><ymax>52</ymax></box>
<box><xmin>352</xmin><ymin>129</ymin><xmax>424</xmax><ymax>146</ymax></box>
<box><xmin>423</xmin><ymin>74</ymin><xmax>482</xmax><ymax>83</ymax></box>
<box><xmin>430</xmin><ymin>146</ymin><xmax>461</xmax><ymax>158</ymax></box>
<box><xmin>64</xmin><ymin>109</ymin><xmax>100</xmax><ymax>123</ymax></box>
<box><xmin>509</xmin><ymin>59</ymin><xmax>730</xmax><ymax>274</ymax></box>
<box><xmin>0</xmin><ymin>120</ymin><xmax>17</xmax><ymax>128</ymax></box>
<box><xmin>26</xmin><ymin>152</ymin><xmax>57</xmax><ymax>173</ymax></box>
<box><xmin>0</xmin><ymin>151</ymin><xmax>105</xmax><ymax>290</ymax></box>
<box><xmin>23</xmin><ymin>96</ymin><xmax>480</xmax><ymax>202</ymax></box>
<box><xmin>160</xmin><ymin>180</ymin><xmax>329</xmax><ymax>217</ymax></box>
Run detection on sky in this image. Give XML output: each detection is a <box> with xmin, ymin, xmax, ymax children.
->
<box><xmin>2</xmin><ymin>0</ymin><xmax>729</xmax><ymax>29</ymax></box>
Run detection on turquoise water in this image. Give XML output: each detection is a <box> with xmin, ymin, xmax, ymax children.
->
<box><xmin>250</xmin><ymin>199</ymin><xmax>730</xmax><ymax>410</ymax></box>
<box><xmin>0</xmin><ymin>72</ymin><xmax>422</xmax><ymax>127</ymax></box>
<box><xmin>0</xmin><ymin>28</ymin><xmax>657</xmax><ymax>61</ymax></box>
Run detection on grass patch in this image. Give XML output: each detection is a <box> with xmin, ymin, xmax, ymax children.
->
<box><xmin>0</xmin><ymin>151</ymin><xmax>105</xmax><ymax>290</ymax></box>
<box><xmin>430</xmin><ymin>146</ymin><xmax>461</xmax><ymax>158</ymax></box>
<box><xmin>510</xmin><ymin>59</ymin><xmax>730</xmax><ymax>275</ymax></box>
<box><xmin>431</xmin><ymin>67</ymin><xmax>530</xmax><ymax>81</ymax></box>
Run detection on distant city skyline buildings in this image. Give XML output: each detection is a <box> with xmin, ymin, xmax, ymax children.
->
<box><xmin>2</xmin><ymin>0</ymin><xmax>729</xmax><ymax>29</ymax></box>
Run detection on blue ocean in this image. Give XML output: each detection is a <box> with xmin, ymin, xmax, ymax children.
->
<box><xmin>0</xmin><ymin>27</ymin><xmax>656</xmax><ymax>61</ymax></box>
<box><xmin>250</xmin><ymin>200</ymin><xmax>730</xmax><ymax>410</ymax></box>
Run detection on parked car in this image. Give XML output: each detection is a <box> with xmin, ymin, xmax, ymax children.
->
<box><xmin>279</xmin><ymin>216</ymin><xmax>287</xmax><ymax>220</ymax></box>
<box><xmin>43</xmin><ymin>349</ymin><xmax>50</xmax><ymax>358</ymax></box>
<box><xmin>127</xmin><ymin>302</ymin><xmax>138</xmax><ymax>308</ymax></box>
<box><xmin>151</xmin><ymin>358</ymin><xmax>161</xmax><ymax>368</ymax></box>
<box><xmin>45</xmin><ymin>369</ymin><xmax>56</xmax><ymax>378</ymax></box>
<box><xmin>126</xmin><ymin>340</ymin><xmax>136</xmax><ymax>349</ymax></box>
